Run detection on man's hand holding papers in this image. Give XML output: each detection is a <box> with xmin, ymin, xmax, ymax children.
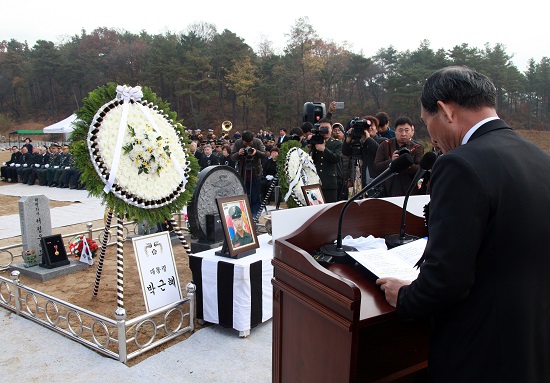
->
<box><xmin>347</xmin><ymin>238</ymin><xmax>427</xmax><ymax>308</ymax></box>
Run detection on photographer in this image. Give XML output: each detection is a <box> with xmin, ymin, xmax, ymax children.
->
<box><xmin>309</xmin><ymin>118</ymin><xmax>343</xmax><ymax>203</ymax></box>
<box><xmin>342</xmin><ymin>116</ymin><xmax>381</xmax><ymax>193</ymax></box>
<box><xmin>231</xmin><ymin>130</ymin><xmax>267</xmax><ymax>216</ymax></box>
<box><xmin>373</xmin><ymin>116</ymin><xmax>424</xmax><ymax>197</ymax></box>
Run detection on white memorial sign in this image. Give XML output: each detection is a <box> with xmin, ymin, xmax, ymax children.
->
<box><xmin>132</xmin><ymin>231</ymin><xmax>182</xmax><ymax>312</ymax></box>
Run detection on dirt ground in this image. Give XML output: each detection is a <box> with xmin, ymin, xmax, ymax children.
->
<box><xmin>0</xmin><ymin>148</ymin><xmax>205</xmax><ymax>364</ymax></box>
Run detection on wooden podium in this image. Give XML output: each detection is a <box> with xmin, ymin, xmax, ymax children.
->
<box><xmin>273</xmin><ymin>198</ymin><xmax>430</xmax><ymax>383</ymax></box>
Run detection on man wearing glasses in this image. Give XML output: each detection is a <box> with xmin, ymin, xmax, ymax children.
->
<box><xmin>373</xmin><ymin>116</ymin><xmax>424</xmax><ymax>197</ymax></box>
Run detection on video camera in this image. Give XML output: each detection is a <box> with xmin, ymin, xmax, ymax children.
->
<box><xmin>348</xmin><ymin>117</ymin><xmax>371</xmax><ymax>141</ymax></box>
<box><xmin>309</xmin><ymin>123</ymin><xmax>329</xmax><ymax>146</ymax></box>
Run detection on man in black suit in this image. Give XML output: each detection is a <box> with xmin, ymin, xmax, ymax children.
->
<box><xmin>1</xmin><ymin>146</ymin><xmax>21</xmax><ymax>182</ymax></box>
<box><xmin>276</xmin><ymin>128</ymin><xmax>290</xmax><ymax>148</ymax></box>
<box><xmin>8</xmin><ymin>146</ymin><xmax>31</xmax><ymax>183</ymax></box>
<box><xmin>377</xmin><ymin>66</ymin><xmax>550</xmax><ymax>382</ymax></box>
<box><xmin>198</xmin><ymin>143</ymin><xmax>219</xmax><ymax>170</ymax></box>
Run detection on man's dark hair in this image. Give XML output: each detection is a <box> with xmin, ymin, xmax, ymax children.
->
<box><xmin>280</xmin><ymin>128</ymin><xmax>287</xmax><ymax>133</ymax></box>
<box><xmin>362</xmin><ymin>115</ymin><xmax>379</xmax><ymax>128</ymax></box>
<box><xmin>242</xmin><ymin>131</ymin><xmax>254</xmax><ymax>142</ymax></box>
<box><xmin>394</xmin><ymin>116</ymin><xmax>413</xmax><ymax>128</ymax></box>
<box><xmin>301</xmin><ymin>122</ymin><xmax>313</xmax><ymax>133</ymax></box>
<box><xmin>318</xmin><ymin>117</ymin><xmax>332</xmax><ymax>125</ymax></box>
<box><xmin>421</xmin><ymin>66</ymin><xmax>497</xmax><ymax>114</ymax></box>
<box><xmin>376</xmin><ymin>112</ymin><xmax>389</xmax><ymax>127</ymax></box>
<box><xmin>289</xmin><ymin>127</ymin><xmax>303</xmax><ymax>138</ymax></box>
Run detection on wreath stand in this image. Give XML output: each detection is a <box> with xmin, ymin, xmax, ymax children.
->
<box><xmin>91</xmin><ymin>209</ymin><xmax>194</xmax><ymax>307</ymax></box>
<box><xmin>253</xmin><ymin>176</ymin><xmax>279</xmax><ymax>224</ymax></box>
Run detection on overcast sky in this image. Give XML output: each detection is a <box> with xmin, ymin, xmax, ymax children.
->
<box><xmin>2</xmin><ymin>0</ymin><xmax>546</xmax><ymax>72</ymax></box>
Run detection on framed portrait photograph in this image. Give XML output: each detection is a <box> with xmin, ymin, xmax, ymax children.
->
<box><xmin>215</xmin><ymin>195</ymin><xmax>259</xmax><ymax>258</ymax></box>
<box><xmin>301</xmin><ymin>184</ymin><xmax>325</xmax><ymax>206</ymax></box>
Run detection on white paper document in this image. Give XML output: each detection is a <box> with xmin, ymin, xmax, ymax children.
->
<box><xmin>347</xmin><ymin>238</ymin><xmax>427</xmax><ymax>281</ymax></box>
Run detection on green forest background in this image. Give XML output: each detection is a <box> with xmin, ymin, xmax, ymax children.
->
<box><xmin>1</xmin><ymin>17</ymin><xmax>549</xmax><ymax>139</ymax></box>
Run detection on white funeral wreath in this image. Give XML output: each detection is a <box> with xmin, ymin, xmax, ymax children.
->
<box><xmin>283</xmin><ymin>146</ymin><xmax>321</xmax><ymax>206</ymax></box>
<box><xmin>87</xmin><ymin>85</ymin><xmax>190</xmax><ymax>209</ymax></box>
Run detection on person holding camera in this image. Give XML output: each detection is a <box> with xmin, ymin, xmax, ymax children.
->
<box><xmin>309</xmin><ymin>118</ymin><xmax>343</xmax><ymax>203</ymax></box>
<box><xmin>373</xmin><ymin>116</ymin><xmax>424</xmax><ymax>197</ymax></box>
<box><xmin>342</xmin><ymin>116</ymin><xmax>381</xmax><ymax>194</ymax></box>
<box><xmin>231</xmin><ymin>130</ymin><xmax>267</xmax><ymax>216</ymax></box>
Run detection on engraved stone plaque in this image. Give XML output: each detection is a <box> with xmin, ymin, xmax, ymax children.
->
<box><xmin>188</xmin><ymin>166</ymin><xmax>245</xmax><ymax>242</ymax></box>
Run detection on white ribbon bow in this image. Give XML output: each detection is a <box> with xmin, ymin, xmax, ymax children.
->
<box><xmin>115</xmin><ymin>85</ymin><xmax>143</xmax><ymax>102</ymax></box>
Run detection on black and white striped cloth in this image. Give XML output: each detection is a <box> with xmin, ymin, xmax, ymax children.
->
<box><xmin>189</xmin><ymin>234</ymin><xmax>273</xmax><ymax>332</ymax></box>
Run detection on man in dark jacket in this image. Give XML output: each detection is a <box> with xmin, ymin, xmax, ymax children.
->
<box><xmin>377</xmin><ymin>66</ymin><xmax>550</xmax><ymax>383</ymax></box>
<box><xmin>373</xmin><ymin>116</ymin><xmax>424</xmax><ymax>197</ymax></box>
<box><xmin>9</xmin><ymin>146</ymin><xmax>31</xmax><ymax>183</ymax></box>
<box><xmin>310</xmin><ymin>118</ymin><xmax>342</xmax><ymax>203</ymax></box>
<box><xmin>231</xmin><ymin>131</ymin><xmax>267</xmax><ymax>216</ymax></box>
<box><xmin>1</xmin><ymin>146</ymin><xmax>22</xmax><ymax>182</ymax></box>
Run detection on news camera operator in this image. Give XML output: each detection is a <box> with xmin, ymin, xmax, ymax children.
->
<box><xmin>342</xmin><ymin>116</ymin><xmax>381</xmax><ymax>195</ymax></box>
<box><xmin>230</xmin><ymin>130</ymin><xmax>267</xmax><ymax>216</ymax></box>
<box><xmin>309</xmin><ymin>118</ymin><xmax>343</xmax><ymax>203</ymax></box>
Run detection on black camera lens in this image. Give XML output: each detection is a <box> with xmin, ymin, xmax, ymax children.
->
<box><xmin>245</xmin><ymin>146</ymin><xmax>254</xmax><ymax>155</ymax></box>
<box><xmin>398</xmin><ymin>147</ymin><xmax>411</xmax><ymax>156</ymax></box>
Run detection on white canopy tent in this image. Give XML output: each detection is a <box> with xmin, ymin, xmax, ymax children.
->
<box><xmin>43</xmin><ymin>114</ymin><xmax>78</xmax><ymax>135</ymax></box>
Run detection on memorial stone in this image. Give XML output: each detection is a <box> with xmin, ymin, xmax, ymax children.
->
<box><xmin>19</xmin><ymin>195</ymin><xmax>52</xmax><ymax>267</ymax></box>
<box><xmin>188</xmin><ymin>166</ymin><xmax>245</xmax><ymax>253</ymax></box>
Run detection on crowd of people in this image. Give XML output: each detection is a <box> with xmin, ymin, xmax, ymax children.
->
<box><xmin>2</xmin><ymin>106</ymin><xmax>429</xmax><ymax>206</ymax></box>
<box><xmin>1</xmin><ymin>138</ymin><xmax>84</xmax><ymax>189</ymax></box>
<box><xmin>187</xmin><ymin>102</ymin><xmax>432</xmax><ymax>213</ymax></box>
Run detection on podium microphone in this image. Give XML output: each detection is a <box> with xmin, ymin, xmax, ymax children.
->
<box><xmin>320</xmin><ymin>153</ymin><xmax>414</xmax><ymax>263</ymax></box>
<box><xmin>385</xmin><ymin>151</ymin><xmax>437</xmax><ymax>249</ymax></box>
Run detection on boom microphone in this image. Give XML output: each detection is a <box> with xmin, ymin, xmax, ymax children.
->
<box><xmin>385</xmin><ymin>151</ymin><xmax>437</xmax><ymax>249</ymax></box>
<box><xmin>320</xmin><ymin>153</ymin><xmax>414</xmax><ymax>263</ymax></box>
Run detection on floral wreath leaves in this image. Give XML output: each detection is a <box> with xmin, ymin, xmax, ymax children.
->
<box><xmin>70</xmin><ymin>82</ymin><xmax>200</xmax><ymax>224</ymax></box>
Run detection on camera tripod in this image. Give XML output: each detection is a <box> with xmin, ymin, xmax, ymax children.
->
<box><xmin>241</xmin><ymin>156</ymin><xmax>261</xmax><ymax>218</ymax></box>
<box><xmin>348</xmin><ymin>141</ymin><xmax>364</xmax><ymax>199</ymax></box>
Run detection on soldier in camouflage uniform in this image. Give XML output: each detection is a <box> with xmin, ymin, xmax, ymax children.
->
<box><xmin>37</xmin><ymin>145</ymin><xmax>59</xmax><ymax>186</ymax></box>
<box><xmin>48</xmin><ymin>145</ymin><xmax>69</xmax><ymax>187</ymax></box>
<box><xmin>55</xmin><ymin>146</ymin><xmax>76</xmax><ymax>188</ymax></box>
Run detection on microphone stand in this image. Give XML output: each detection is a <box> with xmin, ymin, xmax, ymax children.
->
<box><xmin>384</xmin><ymin>176</ymin><xmax>420</xmax><ymax>249</ymax></box>
<box><xmin>385</xmin><ymin>151</ymin><xmax>437</xmax><ymax>248</ymax></box>
<box><xmin>320</xmin><ymin>153</ymin><xmax>414</xmax><ymax>263</ymax></box>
